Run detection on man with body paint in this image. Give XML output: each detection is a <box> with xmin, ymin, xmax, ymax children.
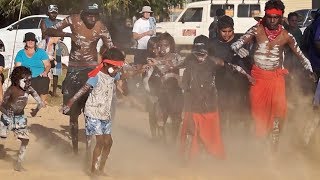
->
<box><xmin>45</xmin><ymin>1</ymin><xmax>114</xmax><ymax>154</ymax></box>
<box><xmin>231</xmin><ymin>0</ymin><xmax>314</xmax><ymax>152</ymax></box>
<box><xmin>0</xmin><ymin>66</ymin><xmax>45</xmax><ymax>171</ymax></box>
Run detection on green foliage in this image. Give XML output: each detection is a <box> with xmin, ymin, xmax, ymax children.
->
<box><xmin>0</xmin><ymin>0</ymin><xmax>185</xmax><ymax>19</ymax></box>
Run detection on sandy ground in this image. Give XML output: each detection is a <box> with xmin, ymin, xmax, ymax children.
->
<box><xmin>1</xmin><ymin>96</ymin><xmax>320</xmax><ymax>180</ymax></box>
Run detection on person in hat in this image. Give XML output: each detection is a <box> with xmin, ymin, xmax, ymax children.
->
<box><xmin>230</xmin><ymin>0</ymin><xmax>314</xmax><ymax>152</ymax></box>
<box><xmin>15</xmin><ymin>32</ymin><xmax>51</xmax><ymax>105</ymax></box>
<box><xmin>0</xmin><ymin>66</ymin><xmax>45</xmax><ymax>171</ymax></box>
<box><xmin>40</xmin><ymin>4</ymin><xmax>63</xmax><ymax>97</ymax></box>
<box><xmin>61</xmin><ymin>47</ymin><xmax>124</xmax><ymax>176</ymax></box>
<box><xmin>45</xmin><ymin>1</ymin><xmax>114</xmax><ymax>154</ymax></box>
<box><xmin>40</xmin><ymin>4</ymin><xmax>59</xmax><ymax>39</ymax></box>
<box><xmin>180</xmin><ymin>35</ymin><xmax>253</xmax><ymax>161</ymax></box>
<box><xmin>132</xmin><ymin>5</ymin><xmax>156</xmax><ymax>66</ymax></box>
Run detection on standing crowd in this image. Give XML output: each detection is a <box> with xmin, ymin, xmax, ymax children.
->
<box><xmin>0</xmin><ymin>0</ymin><xmax>320</xmax><ymax>177</ymax></box>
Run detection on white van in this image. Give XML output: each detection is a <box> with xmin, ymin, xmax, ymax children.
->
<box><xmin>156</xmin><ymin>0</ymin><xmax>266</xmax><ymax>46</ymax></box>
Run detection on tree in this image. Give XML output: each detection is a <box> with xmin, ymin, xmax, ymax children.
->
<box><xmin>0</xmin><ymin>0</ymin><xmax>185</xmax><ymax>24</ymax></box>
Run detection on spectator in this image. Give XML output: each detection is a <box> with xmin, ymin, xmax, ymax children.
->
<box><xmin>40</xmin><ymin>4</ymin><xmax>63</xmax><ymax>97</ymax></box>
<box><xmin>308</xmin><ymin>9</ymin><xmax>320</xmax><ymax>80</ymax></box>
<box><xmin>15</xmin><ymin>32</ymin><xmax>50</xmax><ymax>105</ymax></box>
<box><xmin>208</xmin><ymin>8</ymin><xmax>225</xmax><ymax>39</ymax></box>
<box><xmin>38</xmin><ymin>37</ymin><xmax>62</xmax><ymax>97</ymax></box>
<box><xmin>132</xmin><ymin>6</ymin><xmax>156</xmax><ymax>66</ymax></box>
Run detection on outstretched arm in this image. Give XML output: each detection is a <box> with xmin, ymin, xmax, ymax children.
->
<box><xmin>62</xmin><ymin>84</ymin><xmax>91</xmax><ymax>113</ymax></box>
<box><xmin>231</xmin><ymin>25</ymin><xmax>257</xmax><ymax>58</ymax></box>
<box><xmin>45</xmin><ymin>16</ymin><xmax>72</xmax><ymax>38</ymax></box>
<box><xmin>29</xmin><ymin>87</ymin><xmax>45</xmax><ymax>116</ymax></box>
<box><xmin>287</xmin><ymin>33</ymin><xmax>313</xmax><ymax>73</ymax></box>
<box><xmin>212</xmin><ymin>57</ymin><xmax>255</xmax><ymax>84</ymax></box>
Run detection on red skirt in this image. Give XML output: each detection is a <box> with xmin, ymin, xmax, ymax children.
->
<box><xmin>250</xmin><ymin>65</ymin><xmax>288</xmax><ymax>137</ymax></box>
<box><xmin>180</xmin><ymin>111</ymin><xmax>225</xmax><ymax>159</ymax></box>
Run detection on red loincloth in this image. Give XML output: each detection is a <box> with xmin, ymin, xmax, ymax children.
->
<box><xmin>180</xmin><ymin>111</ymin><xmax>225</xmax><ymax>160</ymax></box>
<box><xmin>250</xmin><ymin>65</ymin><xmax>288</xmax><ymax>137</ymax></box>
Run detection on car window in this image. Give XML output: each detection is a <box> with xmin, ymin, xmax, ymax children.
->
<box><xmin>295</xmin><ymin>10</ymin><xmax>309</xmax><ymax>27</ymax></box>
<box><xmin>210</xmin><ymin>4</ymin><xmax>235</xmax><ymax>17</ymax></box>
<box><xmin>12</xmin><ymin>17</ymin><xmax>42</xmax><ymax>29</ymax></box>
<box><xmin>238</xmin><ymin>4</ymin><xmax>261</xmax><ymax>17</ymax></box>
<box><xmin>179</xmin><ymin>8</ymin><xmax>203</xmax><ymax>22</ymax></box>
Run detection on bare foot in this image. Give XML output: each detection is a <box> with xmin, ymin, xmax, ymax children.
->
<box><xmin>14</xmin><ymin>162</ymin><xmax>27</xmax><ymax>172</ymax></box>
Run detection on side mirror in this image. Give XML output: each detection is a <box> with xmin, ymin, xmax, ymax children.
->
<box><xmin>7</xmin><ymin>26</ymin><xmax>13</xmax><ymax>31</ymax></box>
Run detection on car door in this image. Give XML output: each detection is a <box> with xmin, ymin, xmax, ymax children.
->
<box><xmin>5</xmin><ymin>17</ymin><xmax>42</xmax><ymax>61</ymax></box>
<box><xmin>174</xmin><ymin>7</ymin><xmax>204</xmax><ymax>45</ymax></box>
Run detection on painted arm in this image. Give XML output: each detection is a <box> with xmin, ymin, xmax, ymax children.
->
<box><xmin>101</xmin><ymin>25</ymin><xmax>115</xmax><ymax>49</ymax></box>
<box><xmin>45</xmin><ymin>16</ymin><xmax>72</xmax><ymax>38</ymax></box>
<box><xmin>231</xmin><ymin>25</ymin><xmax>257</xmax><ymax>58</ymax></box>
<box><xmin>211</xmin><ymin>57</ymin><xmax>255</xmax><ymax>84</ymax></box>
<box><xmin>29</xmin><ymin>87</ymin><xmax>45</xmax><ymax>117</ymax></box>
<box><xmin>287</xmin><ymin>33</ymin><xmax>313</xmax><ymax>73</ymax></box>
<box><xmin>61</xmin><ymin>84</ymin><xmax>91</xmax><ymax>114</ymax></box>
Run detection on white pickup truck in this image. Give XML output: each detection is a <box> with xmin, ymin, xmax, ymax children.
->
<box><xmin>156</xmin><ymin>0</ymin><xmax>266</xmax><ymax>46</ymax></box>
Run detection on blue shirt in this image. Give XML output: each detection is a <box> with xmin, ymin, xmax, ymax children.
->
<box><xmin>15</xmin><ymin>48</ymin><xmax>49</xmax><ymax>77</ymax></box>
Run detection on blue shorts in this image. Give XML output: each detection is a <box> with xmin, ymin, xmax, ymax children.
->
<box><xmin>0</xmin><ymin>114</ymin><xmax>29</xmax><ymax>139</ymax></box>
<box><xmin>85</xmin><ymin>115</ymin><xmax>112</xmax><ymax>136</ymax></box>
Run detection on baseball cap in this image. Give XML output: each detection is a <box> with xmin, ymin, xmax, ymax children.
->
<box><xmin>192</xmin><ymin>35</ymin><xmax>209</xmax><ymax>54</ymax></box>
<box><xmin>83</xmin><ymin>2</ymin><xmax>101</xmax><ymax>14</ymax></box>
<box><xmin>48</xmin><ymin>4</ymin><xmax>58</xmax><ymax>13</ymax></box>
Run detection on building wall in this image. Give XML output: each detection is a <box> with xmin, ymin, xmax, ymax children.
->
<box><xmin>282</xmin><ymin>0</ymin><xmax>312</xmax><ymax>15</ymax></box>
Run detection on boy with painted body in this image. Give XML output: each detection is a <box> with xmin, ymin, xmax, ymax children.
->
<box><xmin>145</xmin><ymin>33</ymin><xmax>184</xmax><ymax>141</ymax></box>
<box><xmin>180</xmin><ymin>35</ymin><xmax>254</xmax><ymax>160</ymax></box>
<box><xmin>62</xmin><ymin>48</ymin><xmax>124</xmax><ymax>176</ymax></box>
<box><xmin>0</xmin><ymin>66</ymin><xmax>45</xmax><ymax>171</ymax></box>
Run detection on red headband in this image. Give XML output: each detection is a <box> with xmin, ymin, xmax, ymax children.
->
<box><xmin>265</xmin><ymin>8</ymin><xmax>283</xmax><ymax>16</ymax></box>
<box><xmin>88</xmin><ymin>59</ymin><xmax>124</xmax><ymax>77</ymax></box>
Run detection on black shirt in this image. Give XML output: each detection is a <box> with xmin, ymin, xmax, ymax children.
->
<box><xmin>0</xmin><ymin>54</ymin><xmax>5</xmax><ymax>84</ymax></box>
<box><xmin>181</xmin><ymin>55</ymin><xmax>219</xmax><ymax>113</ymax></box>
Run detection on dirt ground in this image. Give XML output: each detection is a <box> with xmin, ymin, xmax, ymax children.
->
<box><xmin>0</xmin><ymin>96</ymin><xmax>320</xmax><ymax>180</ymax></box>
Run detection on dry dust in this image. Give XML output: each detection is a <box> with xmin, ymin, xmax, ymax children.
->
<box><xmin>0</xmin><ymin>94</ymin><xmax>320</xmax><ymax>180</ymax></box>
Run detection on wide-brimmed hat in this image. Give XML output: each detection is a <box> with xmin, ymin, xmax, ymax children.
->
<box><xmin>23</xmin><ymin>32</ymin><xmax>38</xmax><ymax>42</ymax></box>
<box><xmin>140</xmin><ymin>6</ymin><xmax>153</xmax><ymax>13</ymax></box>
<box><xmin>48</xmin><ymin>4</ymin><xmax>58</xmax><ymax>13</ymax></box>
<box><xmin>192</xmin><ymin>35</ymin><xmax>209</xmax><ymax>54</ymax></box>
<box><xmin>83</xmin><ymin>2</ymin><xmax>102</xmax><ymax>14</ymax></box>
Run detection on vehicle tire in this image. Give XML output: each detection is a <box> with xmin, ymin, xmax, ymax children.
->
<box><xmin>59</xmin><ymin>42</ymin><xmax>69</xmax><ymax>56</ymax></box>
